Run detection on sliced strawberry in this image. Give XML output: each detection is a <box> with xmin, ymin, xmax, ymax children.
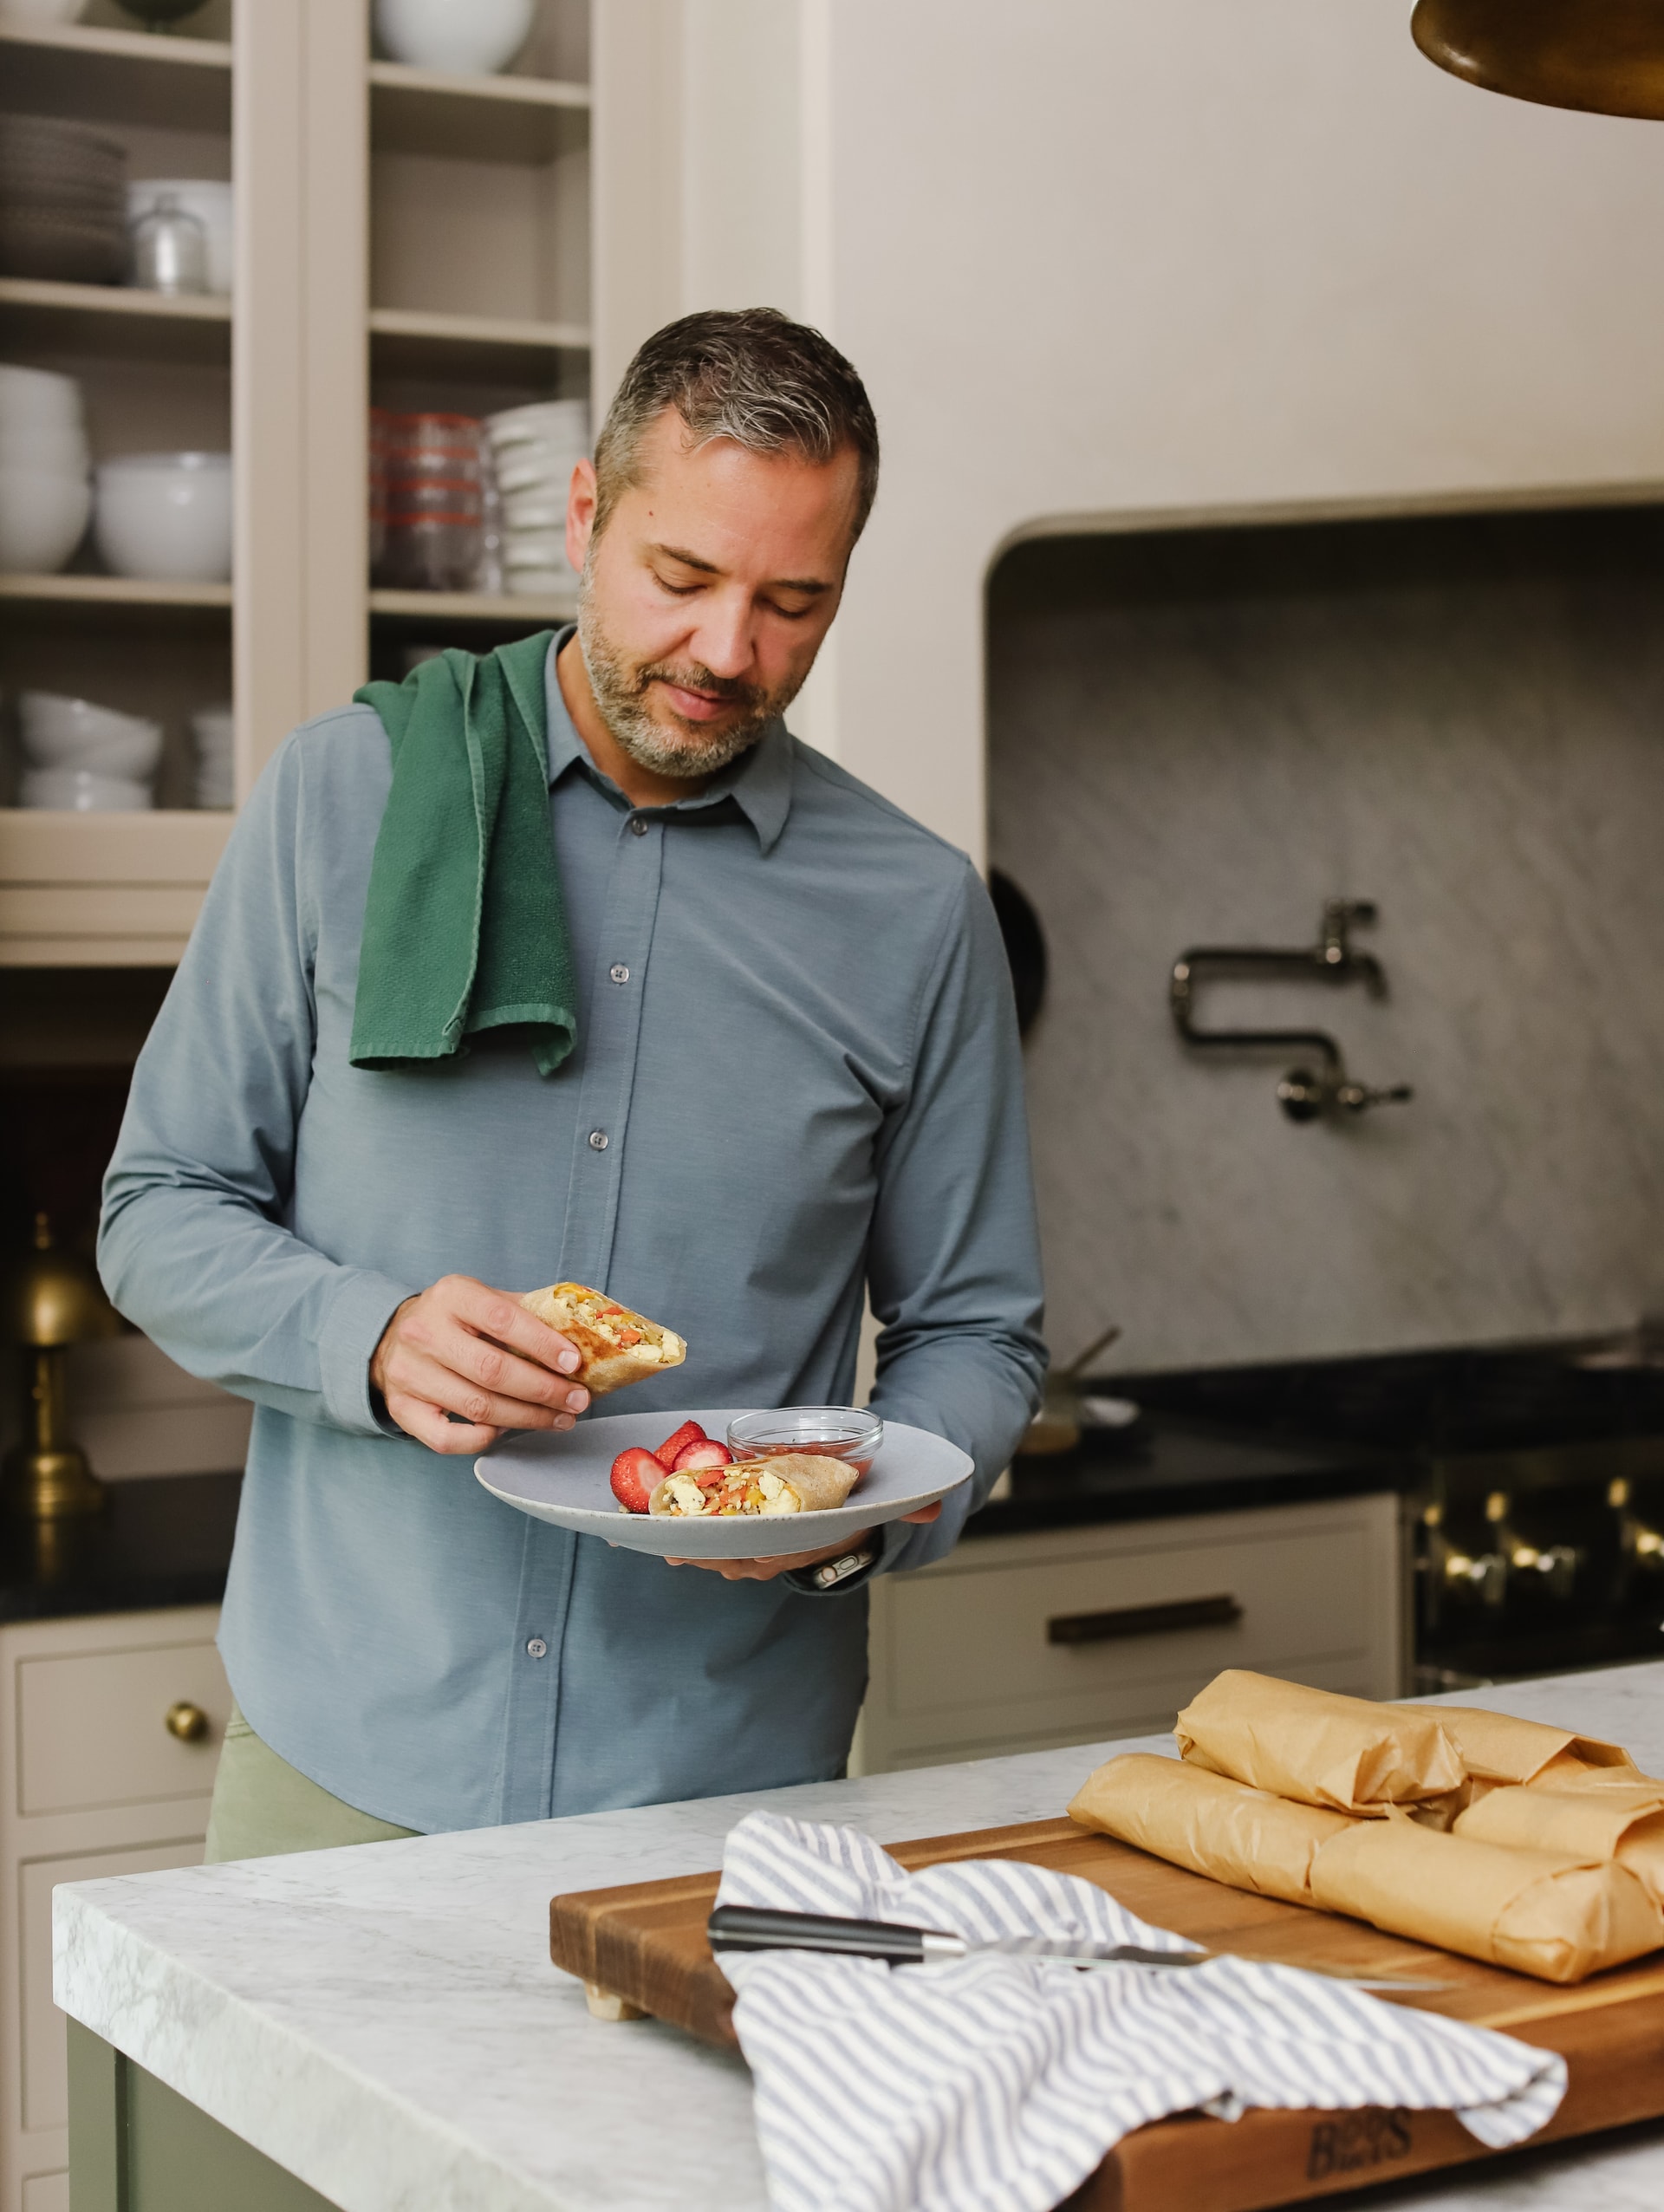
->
<box><xmin>610</xmin><ymin>1447</ymin><xmax>662</xmax><ymax>1514</ymax></box>
<box><xmin>673</xmin><ymin>1439</ymin><xmax>732</xmax><ymax>1474</ymax></box>
<box><xmin>654</xmin><ymin>1419</ymin><xmax>707</xmax><ymax>1470</ymax></box>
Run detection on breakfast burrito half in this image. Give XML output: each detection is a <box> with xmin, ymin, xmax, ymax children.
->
<box><xmin>517</xmin><ymin>1281</ymin><xmax>686</xmax><ymax>1396</ymax></box>
<box><xmin>649</xmin><ymin>1453</ymin><xmax>858</xmax><ymax>1519</ymax></box>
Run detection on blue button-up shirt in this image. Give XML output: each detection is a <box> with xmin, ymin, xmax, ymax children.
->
<box><xmin>100</xmin><ymin>635</ymin><xmax>1045</xmax><ymax>1833</ymax></box>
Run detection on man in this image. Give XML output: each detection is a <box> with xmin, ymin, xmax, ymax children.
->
<box><xmin>101</xmin><ymin>309</ymin><xmax>1044</xmax><ymax>1857</ymax></box>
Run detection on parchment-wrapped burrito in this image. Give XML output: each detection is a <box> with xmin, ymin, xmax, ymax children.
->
<box><xmin>649</xmin><ymin>1453</ymin><xmax>857</xmax><ymax>1519</ymax></box>
<box><xmin>1175</xmin><ymin>1671</ymin><xmax>1465</xmax><ymax>1816</ymax></box>
<box><xmin>1068</xmin><ymin>1753</ymin><xmax>1356</xmax><ymax>1905</ymax></box>
<box><xmin>1456</xmin><ymin>1784</ymin><xmax>1664</xmax><ymax>1911</ymax></box>
<box><xmin>1309</xmin><ymin>1818</ymin><xmax>1661</xmax><ymax>1983</ymax></box>
<box><xmin>1398</xmin><ymin>1703</ymin><xmax>1641</xmax><ymax>1789</ymax></box>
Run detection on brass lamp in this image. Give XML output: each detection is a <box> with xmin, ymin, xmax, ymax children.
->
<box><xmin>2</xmin><ymin>1213</ymin><xmax>120</xmax><ymax>1519</ymax></box>
<box><xmin>1412</xmin><ymin>0</ymin><xmax>1664</xmax><ymax>122</ymax></box>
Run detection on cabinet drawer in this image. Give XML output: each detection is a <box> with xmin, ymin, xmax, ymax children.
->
<box><xmin>22</xmin><ymin>1838</ymin><xmax>205</xmax><ymax>2134</ymax></box>
<box><xmin>17</xmin><ymin>1642</ymin><xmax>229</xmax><ymax>1817</ymax></box>
<box><xmin>873</xmin><ymin>1514</ymin><xmax>1387</xmax><ymax>1753</ymax></box>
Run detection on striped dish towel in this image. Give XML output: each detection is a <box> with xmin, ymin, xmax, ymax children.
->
<box><xmin>715</xmin><ymin>1811</ymin><xmax>1567</xmax><ymax>2212</ymax></box>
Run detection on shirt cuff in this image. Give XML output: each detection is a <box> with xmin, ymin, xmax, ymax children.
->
<box><xmin>318</xmin><ymin>1268</ymin><xmax>418</xmax><ymax>1438</ymax></box>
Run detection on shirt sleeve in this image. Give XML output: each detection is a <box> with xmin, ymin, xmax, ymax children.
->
<box><xmin>859</xmin><ymin>857</ymin><xmax>1048</xmax><ymax>1578</ymax></box>
<box><xmin>97</xmin><ymin>728</ymin><xmax>416</xmax><ymax>1438</ymax></box>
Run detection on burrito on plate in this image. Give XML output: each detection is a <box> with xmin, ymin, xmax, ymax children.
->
<box><xmin>649</xmin><ymin>1453</ymin><xmax>858</xmax><ymax>1519</ymax></box>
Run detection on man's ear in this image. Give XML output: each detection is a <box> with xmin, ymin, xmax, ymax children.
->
<box><xmin>566</xmin><ymin>457</ymin><xmax>599</xmax><ymax>575</ymax></box>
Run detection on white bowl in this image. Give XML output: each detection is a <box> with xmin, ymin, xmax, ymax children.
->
<box><xmin>19</xmin><ymin>767</ymin><xmax>153</xmax><ymax>812</ymax></box>
<box><xmin>0</xmin><ymin>466</ymin><xmax>90</xmax><ymax>572</ymax></box>
<box><xmin>504</xmin><ymin>564</ymin><xmax>574</xmax><ymax>599</ymax></box>
<box><xmin>495</xmin><ymin>447</ymin><xmax>582</xmax><ymax>498</ymax></box>
<box><xmin>190</xmin><ymin>703</ymin><xmax>234</xmax><ymax>756</ymax></box>
<box><xmin>127</xmin><ymin>180</ymin><xmax>233</xmax><ymax>296</ymax></box>
<box><xmin>503</xmin><ymin>528</ymin><xmax>571</xmax><ymax>567</ymax></box>
<box><xmin>501</xmin><ymin>491</ymin><xmax>569</xmax><ymax>531</ymax></box>
<box><xmin>94</xmin><ymin>451</ymin><xmax>231</xmax><ymax>582</ymax></box>
<box><xmin>0</xmin><ymin>363</ymin><xmax>83</xmax><ymax>433</ymax></box>
<box><xmin>485</xmin><ymin>399</ymin><xmax>590</xmax><ymax>448</ymax></box>
<box><xmin>19</xmin><ymin>691</ymin><xmax>163</xmax><ymax>777</ymax></box>
<box><xmin>374</xmin><ymin>0</ymin><xmax>535</xmax><ymax>75</ymax></box>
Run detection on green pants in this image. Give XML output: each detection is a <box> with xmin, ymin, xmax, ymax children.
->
<box><xmin>204</xmin><ymin>1702</ymin><xmax>418</xmax><ymax>1863</ymax></box>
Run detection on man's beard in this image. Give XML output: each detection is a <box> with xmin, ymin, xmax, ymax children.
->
<box><xmin>576</xmin><ymin>569</ymin><xmax>802</xmax><ymax>781</ymax></box>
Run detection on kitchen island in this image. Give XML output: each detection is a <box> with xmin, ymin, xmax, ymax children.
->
<box><xmin>54</xmin><ymin>1663</ymin><xmax>1664</xmax><ymax>2212</ymax></box>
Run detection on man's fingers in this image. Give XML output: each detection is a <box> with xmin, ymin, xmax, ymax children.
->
<box><xmin>436</xmin><ymin>1275</ymin><xmax>586</xmax><ymax>1378</ymax></box>
<box><xmin>385</xmin><ymin>1392</ymin><xmax>499</xmax><ymax>1456</ymax></box>
<box><xmin>432</xmin><ymin>1318</ymin><xmax>588</xmax><ymax>1415</ymax></box>
<box><xmin>392</xmin><ymin>1350</ymin><xmax>576</xmax><ymax>1435</ymax></box>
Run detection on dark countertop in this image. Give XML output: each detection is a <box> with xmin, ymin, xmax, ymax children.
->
<box><xmin>0</xmin><ymin>1468</ymin><xmax>241</xmax><ymax>1622</ymax></box>
<box><xmin>965</xmin><ymin>1413</ymin><xmax>1406</xmax><ymax>1539</ymax></box>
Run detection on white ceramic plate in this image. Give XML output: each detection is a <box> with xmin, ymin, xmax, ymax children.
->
<box><xmin>476</xmin><ymin>1407</ymin><xmax>972</xmax><ymax>1559</ymax></box>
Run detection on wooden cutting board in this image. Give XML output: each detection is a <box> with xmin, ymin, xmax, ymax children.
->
<box><xmin>549</xmin><ymin>1815</ymin><xmax>1664</xmax><ymax>2212</ymax></box>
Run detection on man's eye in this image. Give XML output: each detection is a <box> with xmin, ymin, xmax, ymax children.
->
<box><xmin>653</xmin><ymin>573</ymin><xmax>703</xmax><ymax>596</ymax></box>
<box><xmin>764</xmin><ymin>600</ymin><xmax>814</xmax><ymax>622</ymax></box>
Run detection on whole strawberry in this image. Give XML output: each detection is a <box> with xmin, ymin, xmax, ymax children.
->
<box><xmin>610</xmin><ymin>1446</ymin><xmax>663</xmax><ymax>1514</ymax></box>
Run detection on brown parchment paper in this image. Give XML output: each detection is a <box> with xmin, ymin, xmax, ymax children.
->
<box><xmin>1068</xmin><ymin>1753</ymin><xmax>1356</xmax><ymax>1905</ymax></box>
<box><xmin>1175</xmin><ymin>1671</ymin><xmax>1465</xmax><ymax>1815</ymax></box>
<box><xmin>1456</xmin><ymin>1784</ymin><xmax>1664</xmax><ymax>1911</ymax></box>
<box><xmin>1398</xmin><ymin>1703</ymin><xmax>1641</xmax><ymax>1787</ymax></box>
<box><xmin>1309</xmin><ymin>1819</ymin><xmax>1661</xmax><ymax>1983</ymax></box>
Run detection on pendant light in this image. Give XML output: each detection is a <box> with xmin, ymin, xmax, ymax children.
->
<box><xmin>1411</xmin><ymin>0</ymin><xmax>1664</xmax><ymax>121</ymax></box>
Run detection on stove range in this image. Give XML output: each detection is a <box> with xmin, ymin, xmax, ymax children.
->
<box><xmin>1107</xmin><ymin>1330</ymin><xmax>1664</xmax><ymax>1691</ymax></box>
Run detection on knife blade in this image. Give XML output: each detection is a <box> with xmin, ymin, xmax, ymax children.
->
<box><xmin>705</xmin><ymin>1905</ymin><xmax>1451</xmax><ymax>1992</ymax></box>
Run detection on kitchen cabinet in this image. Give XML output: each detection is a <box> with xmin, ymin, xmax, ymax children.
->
<box><xmin>853</xmin><ymin>1493</ymin><xmax>1403</xmax><ymax>1773</ymax></box>
<box><xmin>0</xmin><ymin>0</ymin><xmax>603</xmax><ymax>966</ymax></box>
<box><xmin>0</xmin><ymin>1604</ymin><xmax>225</xmax><ymax>2212</ymax></box>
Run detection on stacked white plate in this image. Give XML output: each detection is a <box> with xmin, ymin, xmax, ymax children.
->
<box><xmin>483</xmin><ymin>399</ymin><xmax>588</xmax><ymax>597</ymax></box>
<box><xmin>0</xmin><ymin>364</ymin><xmax>91</xmax><ymax>574</ymax></box>
<box><xmin>191</xmin><ymin>702</ymin><xmax>234</xmax><ymax>809</ymax></box>
<box><xmin>18</xmin><ymin>690</ymin><xmax>159</xmax><ymax>811</ymax></box>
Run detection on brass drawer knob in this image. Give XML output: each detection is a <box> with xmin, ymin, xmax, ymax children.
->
<box><xmin>165</xmin><ymin>1701</ymin><xmax>209</xmax><ymax>1743</ymax></box>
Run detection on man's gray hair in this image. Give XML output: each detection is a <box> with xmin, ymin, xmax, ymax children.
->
<box><xmin>592</xmin><ymin>307</ymin><xmax>880</xmax><ymax>543</ymax></box>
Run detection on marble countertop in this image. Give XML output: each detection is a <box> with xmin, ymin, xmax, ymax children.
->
<box><xmin>55</xmin><ymin>1662</ymin><xmax>1664</xmax><ymax>2212</ymax></box>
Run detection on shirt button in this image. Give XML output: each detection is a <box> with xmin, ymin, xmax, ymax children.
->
<box><xmin>628</xmin><ymin>816</ymin><xmax>648</xmax><ymax>837</ymax></box>
<box><xmin>609</xmin><ymin>964</ymin><xmax>630</xmax><ymax>986</ymax></box>
<box><xmin>526</xmin><ymin>1637</ymin><xmax>548</xmax><ymax>1659</ymax></box>
<box><xmin>588</xmin><ymin>1129</ymin><xmax>608</xmax><ymax>1150</ymax></box>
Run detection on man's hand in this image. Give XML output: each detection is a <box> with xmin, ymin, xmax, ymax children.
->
<box><xmin>666</xmin><ymin>1500</ymin><xmax>943</xmax><ymax>1582</ymax></box>
<box><xmin>370</xmin><ymin>1274</ymin><xmax>590</xmax><ymax>1455</ymax></box>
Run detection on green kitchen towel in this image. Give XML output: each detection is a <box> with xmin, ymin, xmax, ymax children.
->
<box><xmin>348</xmin><ymin>630</ymin><xmax>577</xmax><ymax>1077</ymax></box>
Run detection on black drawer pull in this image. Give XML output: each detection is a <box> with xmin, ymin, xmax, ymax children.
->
<box><xmin>1048</xmin><ymin>1594</ymin><xmax>1243</xmax><ymax>1646</ymax></box>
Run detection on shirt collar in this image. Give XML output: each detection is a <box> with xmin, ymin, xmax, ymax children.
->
<box><xmin>542</xmin><ymin>628</ymin><xmax>793</xmax><ymax>856</ymax></box>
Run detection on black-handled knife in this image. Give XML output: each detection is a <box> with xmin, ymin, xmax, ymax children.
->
<box><xmin>705</xmin><ymin>1904</ymin><xmax>1450</xmax><ymax>1990</ymax></box>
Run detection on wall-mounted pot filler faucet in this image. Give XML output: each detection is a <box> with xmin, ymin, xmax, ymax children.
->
<box><xmin>1169</xmin><ymin>899</ymin><xmax>1413</xmax><ymax>1124</ymax></box>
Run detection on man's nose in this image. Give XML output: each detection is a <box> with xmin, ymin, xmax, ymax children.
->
<box><xmin>690</xmin><ymin>595</ymin><xmax>756</xmax><ymax>680</ymax></box>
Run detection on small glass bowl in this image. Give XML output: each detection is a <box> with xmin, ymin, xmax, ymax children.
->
<box><xmin>727</xmin><ymin>1406</ymin><xmax>884</xmax><ymax>1475</ymax></box>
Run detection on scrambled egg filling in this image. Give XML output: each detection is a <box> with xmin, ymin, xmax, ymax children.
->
<box><xmin>662</xmin><ymin>1467</ymin><xmax>799</xmax><ymax>1517</ymax></box>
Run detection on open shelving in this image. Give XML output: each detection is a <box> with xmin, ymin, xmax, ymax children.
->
<box><xmin>0</xmin><ymin>0</ymin><xmax>595</xmax><ymax>966</ymax></box>
<box><xmin>0</xmin><ymin>16</ymin><xmax>231</xmax><ymax>134</ymax></box>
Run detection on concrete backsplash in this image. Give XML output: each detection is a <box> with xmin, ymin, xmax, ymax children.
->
<box><xmin>988</xmin><ymin>508</ymin><xmax>1664</xmax><ymax>1374</ymax></box>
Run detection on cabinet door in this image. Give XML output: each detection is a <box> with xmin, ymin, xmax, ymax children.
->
<box><xmin>19</xmin><ymin>1840</ymin><xmax>205</xmax><ymax>2138</ymax></box>
<box><xmin>17</xmin><ymin>1643</ymin><xmax>228</xmax><ymax>1818</ymax></box>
